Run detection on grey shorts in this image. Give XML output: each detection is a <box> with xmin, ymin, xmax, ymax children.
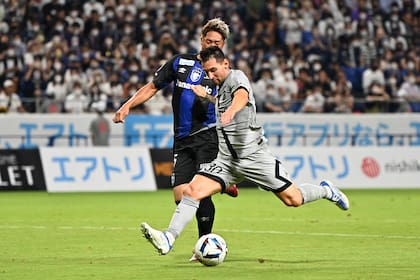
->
<box><xmin>197</xmin><ymin>145</ymin><xmax>292</xmax><ymax>192</ymax></box>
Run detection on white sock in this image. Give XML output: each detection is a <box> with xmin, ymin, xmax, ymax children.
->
<box><xmin>164</xmin><ymin>231</ymin><xmax>175</xmax><ymax>245</ymax></box>
<box><xmin>297</xmin><ymin>183</ymin><xmax>328</xmax><ymax>204</ymax></box>
<box><xmin>166</xmin><ymin>195</ymin><xmax>199</xmax><ymax>240</ymax></box>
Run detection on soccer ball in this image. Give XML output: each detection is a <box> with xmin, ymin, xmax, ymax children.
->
<box><xmin>194</xmin><ymin>233</ymin><xmax>227</xmax><ymax>266</ymax></box>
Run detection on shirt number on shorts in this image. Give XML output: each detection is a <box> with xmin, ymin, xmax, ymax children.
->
<box><xmin>202</xmin><ymin>162</ymin><xmax>223</xmax><ymax>174</ymax></box>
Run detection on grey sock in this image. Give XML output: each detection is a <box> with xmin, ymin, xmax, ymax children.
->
<box><xmin>167</xmin><ymin>195</ymin><xmax>199</xmax><ymax>239</ymax></box>
<box><xmin>297</xmin><ymin>183</ymin><xmax>328</xmax><ymax>204</ymax></box>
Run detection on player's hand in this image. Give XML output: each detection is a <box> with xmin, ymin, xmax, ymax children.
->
<box><xmin>112</xmin><ymin>107</ymin><xmax>129</xmax><ymax>123</ymax></box>
<box><xmin>221</xmin><ymin>110</ymin><xmax>235</xmax><ymax>126</ymax></box>
<box><xmin>190</xmin><ymin>85</ymin><xmax>207</xmax><ymax>98</ymax></box>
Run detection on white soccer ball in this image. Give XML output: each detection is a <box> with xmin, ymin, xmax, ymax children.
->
<box><xmin>194</xmin><ymin>233</ymin><xmax>228</xmax><ymax>266</ymax></box>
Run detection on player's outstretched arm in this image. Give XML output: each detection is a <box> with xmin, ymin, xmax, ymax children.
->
<box><xmin>221</xmin><ymin>88</ymin><xmax>249</xmax><ymax>126</ymax></box>
<box><xmin>112</xmin><ymin>82</ymin><xmax>159</xmax><ymax>123</ymax></box>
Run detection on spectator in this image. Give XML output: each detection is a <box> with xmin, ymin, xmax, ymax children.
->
<box><xmin>89</xmin><ymin>109</ymin><xmax>110</xmax><ymax>146</ymax></box>
<box><xmin>44</xmin><ymin>73</ymin><xmax>67</xmax><ymax>113</ymax></box>
<box><xmin>65</xmin><ymin>7</ymin><xmax>84</xmax><ymax>31</ymax></box>
<box><xmin>23</xmin><ymin>18</ymin><xmax>43</xmax><ymax>42</ymax></box>
<box><xmin>253</xmin><ymin>67</ymin><xmax>276</xmax><ymax>111</ymax></box>
<box><xmin>317</xmin><ymin>10</ymin><xmax>336</xmax><ymax>38</ymax></box>
<box><xmin>121</xmin><ymin>74</ymin><xmax>148</xmax><ymax>114</ymax></box>
<box><xmin>156</xmin><ymin>31</ymin><xmax>178</xmax><ymax>60</ymax></box>
<box><xmin>116</xmin><ymin>0</ymin><xmax>137</xmax><ymax>20</ymax></box>
<box><xmin>138</xmin><ymin>42</ymin><xmax>156</xmax><ymax>73</ymax></box>
<box><xmin>327</xmin><ymin>69</ymin><xmax>354</xmax><ymax>113</ymax></box>
<box><xmin>365</xmin><ymin>81</ymin><xmax>391</xmax><ymax>113</ymax></box>
<box><xmin>100</xmin><ymin>36</ymin><xmax>116</xmax><ymax>62</ymax></box>
<box><xmin>83</xmin><ymin>1</ymin><xmax>104</xmax><ymax>19</ymax></box>
<box><xmin>300</xmin><ymin>84</ymin><xmax>325</xmax><ymax>113</ymax></box>
<box><xmin>385</xmin><ymin>73</ymin><xmax>404</xmax><ymax>112</ymax></box>
<box><xmin>300</xmin><ymin>0</ymin><xmax>317</xmax><ymax>46</ymax></box>
<box><xmin>42</xmin><ymin>0</ymin><xmax>65</xmax><ymax>40</ymax></box>
<box><xmin>84</xmin><ymin>9</ymin><xmax>103</xmax><ymax>50</ymax></box>
<box><xmin>362</xmin><ymin>59</ymin><xmax>385</xmax><ymax>94</ymax></box>
<box><xmin>65</xmin><ymin>21</ymin><xmax>85</xmax><ymax>52</ymax></box>
<box><xmin>86</xmin><ymin>70</ymin><xmax>108</xmax><ymax>112</ymax></box>
<box><xmin>348</xmin><ymin>33</ymin><xmax>364</xmax><ymax>67</ymax></box>
<box><xmin>0</xmin><ymin>34</ymin><xmax>24</xmax><ymax>80</ymax></box>
<box><xmin>104</xmin><ymin>71</ymin><xmax>124</xmax><ymax>112</ymax></box>
<box><xmin>64</xmin><ymin>59</ymin><xmax>88</xmax><ymax>90</ymax></box>
<box><xmin>397</xmin><ymin>71</ymin><xmax>420</xmax><ymax>112</ymax></box>
<box><xmin>0</xmin><ymin>79</ymin><xmax>25</xmax><ymax>113</ymax></box>
<box><xmin>352</xmin><ymin>9</ymin><xmax>375</xmax><ymax>39</ymax></box>
<box><xmin>315</xmin><ymin>69</ymin><xmax>334</xmax><ymax>99</ymax></box>
<box><xmin>64</xmin><ymin>80</ymin><xmax>89</xmax><ymax>113</ymax></box>
<box><xmin>281</xmin><ymin>8</ymin><xmax>304</xmax><ymax>55</ymax></box>
<box><xmin>281</xmin><ymin>69</ymin><xmax>298</xmax><ymax>101</ymax></box>
<box><xmin>384</xmin><ymin>3</ymin><xmax>407</xmax><ymax>37</ymax></box>
<box><xmin>19</xmin><ymin>55</ymin><xmax>47</xmax><ymax>112</ymax></box>
<box><xmin>121</xmin><ymin>59</ymin><xmax>146</xmax><ymax>84</ymax></box>
<box><xmin>293</xmin><ymin>67</ymin><xmax>313</xmax><ymax>112</ymax></box>
<box><xmin>146</xmin><ymin>93</ymin><xmax>172</xmax><ymax>115</ymax></box>
<box><xmin>262</xmin><ymin>83</ymin><xmax>292</xmax><ymax>113</ymax></box>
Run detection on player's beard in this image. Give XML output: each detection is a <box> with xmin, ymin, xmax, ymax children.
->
<box><xmin>212</xmin><ymin>78</ymin><xmax>221</xmax><ymax>85</ymax></box>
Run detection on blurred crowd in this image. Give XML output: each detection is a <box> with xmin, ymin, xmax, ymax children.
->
<box><xmin>0</xmin><ymin>0</ymin><xmax>419</xmax><ymax>114</ymax></box>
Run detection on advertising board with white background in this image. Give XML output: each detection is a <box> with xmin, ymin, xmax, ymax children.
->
<box><xmin>40</xmin><ymin>147</ymin><xmax>156</xmax><ymax>192</ymax></box>
<box><xmin>2</xmin><ymin>113</ymin><xmax>419</xmax><ymax>190</ymax></box>
<box><xmin>270</xmin><ymin>146</ymin><xmax>420</xmax><ymax>188</ymax></box>
<box><xmin>1</xmin><ymin>113</ymin><xmax>419</xmax><ymax>148</ymax></box>
<box><xmin>40</xmin><ymin>146</ymin><xmax>419</xmax><ymax>191</ymax></box>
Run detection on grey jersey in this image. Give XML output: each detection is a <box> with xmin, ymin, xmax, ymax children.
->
<box><xmin>216</xmin><ymin>69</ymin><xmax>265</xmax><ymax>158</ymax></box>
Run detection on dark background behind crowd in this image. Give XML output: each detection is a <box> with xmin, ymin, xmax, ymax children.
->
<box><xmin>0</xmin><ymin>0</ymin><xmax>419</xmax><ymax>114</ymax></box>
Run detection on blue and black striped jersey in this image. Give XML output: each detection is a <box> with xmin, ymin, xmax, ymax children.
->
<box><xmin>153</xmin><ymin>53</ymin><xmax>217</xmax><ymax>139</ymax></box>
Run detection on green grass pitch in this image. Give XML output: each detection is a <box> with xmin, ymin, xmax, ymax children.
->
<box><xmin>1</xmin><ymin>188</ymin><xmax>420</xmax><ymax>280</ymax></box>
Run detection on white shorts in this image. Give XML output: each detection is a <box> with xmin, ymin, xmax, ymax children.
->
<box><xmin>197</xmin><ymin>145</ymin><xmax>292</xmax><ymax>192</ymax></box>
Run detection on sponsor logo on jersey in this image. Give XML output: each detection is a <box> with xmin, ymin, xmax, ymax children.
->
<box><xmin>178</xmin><ymin>67</ymin><xmax>187</xmax><ymax>73</ymax></box>
<box><xmin>179</xmin><ymin>58</ymin><xmax>195</xmax><ymax>66</ymax></box>
<box><xmin>176</xmin><ymin>79</ymin><xmax>213</xmax><ymax>94</ymax></box>
<box><xmin>190</xmin><ymin>68</ymin><xmax>202</xmax><ymax>82</ymax></box>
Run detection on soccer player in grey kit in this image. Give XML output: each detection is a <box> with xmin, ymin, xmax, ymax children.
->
<box><xmin>140</xmin><ymin>46</ymin><xmax>350</xmax><ymax>256</ymax></box>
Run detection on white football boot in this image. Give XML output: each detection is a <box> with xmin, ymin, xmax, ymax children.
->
<box><xmin>140</xmin><ymin>222</ymin><xmax>173</xmax><ymax>255</ymax></box>
<box><xmin>189</xmin><ymin>253</ymin><xmax>198</xmax><ymax>262</ymax></box>
<box><xmin>320</xmin><ymin>180</ymin><xmax>350</xmax><ymax>211</ymax></box>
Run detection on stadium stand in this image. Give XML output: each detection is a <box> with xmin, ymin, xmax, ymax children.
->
<box><xmin>0</xmin><ymin>0</ymin><xmax>419</xmax><ymax>114</ymax></box>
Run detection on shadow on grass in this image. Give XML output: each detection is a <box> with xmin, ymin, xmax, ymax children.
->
<box><xmin>173</xmin><ymin>256</ymin><xmax>330</xmax><ymax>267</ymax></box>
<box><xmin>226</xmin><ymin>257</ymin><xmax>330</xmax><ymax>264</ymax></box>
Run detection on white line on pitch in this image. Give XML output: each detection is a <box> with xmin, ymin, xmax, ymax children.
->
<box><xmin>1</xmin><ymin>224</ymin><xmax>419</xmax><ymax>240</ymax></box>
<box><xmin>218</xmin><ymin>228</ymin><xmax>420</xmax><ymax>240</ymax></box>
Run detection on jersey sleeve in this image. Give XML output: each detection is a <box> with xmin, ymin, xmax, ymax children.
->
<box><xmin>152</xmin><ymin>55</ymin><xmax>179</xmax><ymax>90</ymax></box>
<box><xmin>231</xmin><ymin>70</ymin><xmax>252</xmax><ymax>98</ymax></box>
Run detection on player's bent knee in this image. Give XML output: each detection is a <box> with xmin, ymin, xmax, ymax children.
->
<box><xmin>182</xmin><ymin>184</ymin><xmax>195</xmax><ymax>197</ymax></box>
<box><xmin>184</xmin><ymin>175</ymin><xmax>221</xmax><ymax>200</ymax></box>
<box><xmin>183</xmin><ymin>182</ymin><xmax>205</xmax><ymax>200</ymax></box>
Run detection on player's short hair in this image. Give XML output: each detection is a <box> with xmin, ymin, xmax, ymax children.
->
<box><xmin>199</xmin><ymin>46</ymin><xmax>225</xmax><ymax>63</ymax></box>
<box><xmin>201</xmin><ymin>18</ymin><xmax>229</xmax><ymax>40</ymax></box>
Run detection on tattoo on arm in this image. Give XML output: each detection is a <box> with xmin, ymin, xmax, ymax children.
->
<box><xmin>206</xmin><ymin>94</ymin><xmax>216</xmax><ymax>104</ymax></box>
